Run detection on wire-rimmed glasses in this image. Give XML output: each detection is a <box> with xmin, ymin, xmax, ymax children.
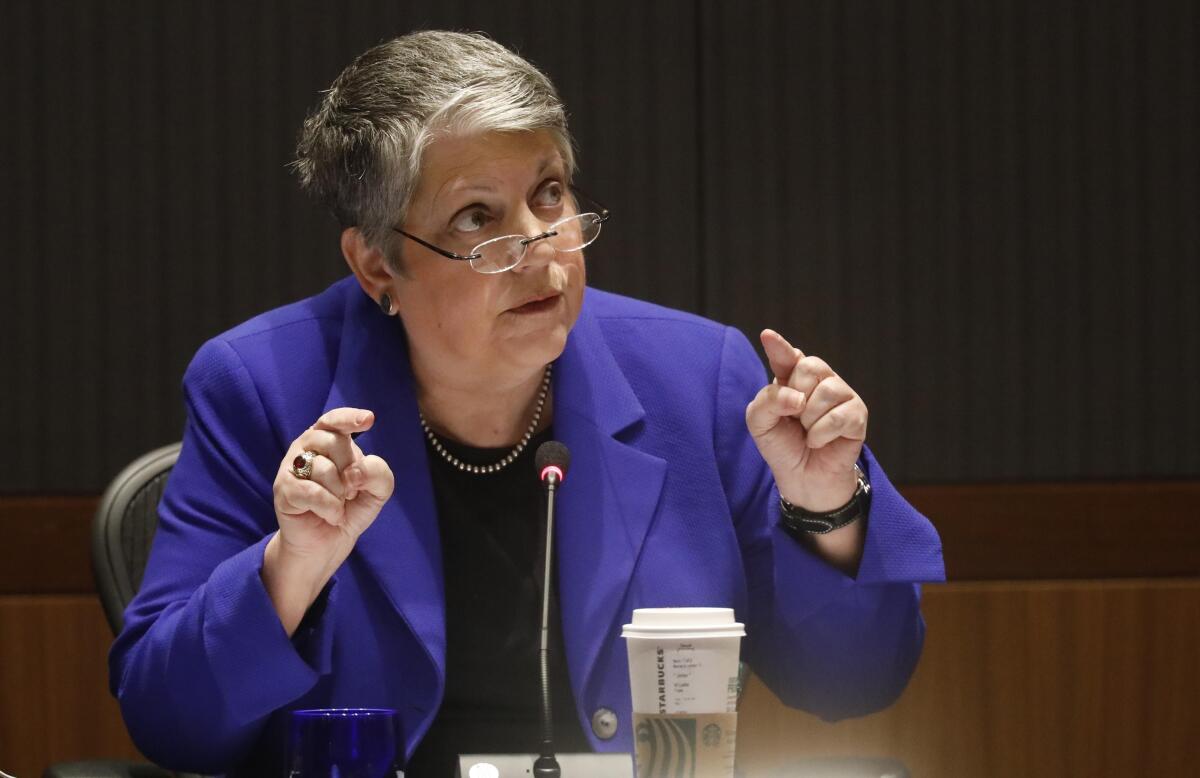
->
<box><xmin>392</xmin><ymin>186</ymin><xmax>611</xmax><ymax>274</ymax></box>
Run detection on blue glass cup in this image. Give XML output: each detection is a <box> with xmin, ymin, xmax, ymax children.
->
<box><xmin>287</xmin><ymin>708</ymin><xmax>405</xmax><ymax>778</ymax></box>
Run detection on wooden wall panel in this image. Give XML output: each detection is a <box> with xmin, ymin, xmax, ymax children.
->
<box><xmin>0</xmin><ymin>596</ymin><xmax>141</xmax><ymax>777</ymax></box>
<box><xmin>902</xmin><ymin>480</ymin><xmax>1200</xmax><ymax>580</ymax></box>
<box><xmin>0</xmin><ymin>497</ymin><xmax>97</xmax><ymax>595</ymax></box>
<box><xmin>737</xmin><ymin>580</ymin><xmax>1200</xmax><ymax>778</ymax></box>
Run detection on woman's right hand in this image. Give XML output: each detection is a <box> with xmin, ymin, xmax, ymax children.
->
<box><xmin>263</xmin><ymin>407</ymin><xmax>394</xmax><ymax>634</ymax></box>
<box><xmin>273</xmin><ymin>407</ymin><xmax>394</xmax><ymax>558</ymax></box>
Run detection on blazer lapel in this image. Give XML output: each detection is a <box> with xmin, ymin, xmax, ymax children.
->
<box><xmin>322</xmin><ymin>289</ymin><xmax>446</xmax><ymax>686</ymax></box>
<box><xmin>554</xmin><ymin>293</ymin><xmax>668</xmax><ymax>706</ymax></box>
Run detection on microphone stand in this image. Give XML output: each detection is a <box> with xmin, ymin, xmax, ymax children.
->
<box><xmin>533</xmin><ymin>469</ymin><xmax>562</xmax><ymax>778</ymax></box>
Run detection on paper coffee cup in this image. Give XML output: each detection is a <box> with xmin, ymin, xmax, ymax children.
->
<box><xmin>622</xmin><ymin>608</ymin><xmax>745</xmax><ymax>778</ymax></box>
<box><xmin>622</xmin><ymin>607</ymin><xmax>745</xmax><ymax>714</ymax></box>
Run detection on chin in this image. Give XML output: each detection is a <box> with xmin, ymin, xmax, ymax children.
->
<box><xmin>499</xmin><ymin>317</ymin><xmax>571</xmax><ymax>372</ymax></box>
<box><xmin>525</xmin><ymin>321</ymin><xmax>572</xmax><ymax>362</ymax></box>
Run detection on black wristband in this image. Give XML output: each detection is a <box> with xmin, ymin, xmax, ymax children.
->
<box><xmin>779</xmin><ymin>464</ymin><xmax>871</xmax><ymax>535</ymax></box>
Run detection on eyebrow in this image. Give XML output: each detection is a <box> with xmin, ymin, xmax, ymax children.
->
<box><xmin>443</xmin><ymin>155</ymin><xmax>562</xmax><ymax>199</ymax></box>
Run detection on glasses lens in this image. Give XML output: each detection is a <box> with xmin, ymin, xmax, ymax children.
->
<box><xmin>470</xmin><ymin>236</ymin><xmax>526</xmax><ymax>274</ymax></box>
<box><xmin>547</xmin><ymin>214</ymin><xmax>602</xmax><ymax>253</ymax></box>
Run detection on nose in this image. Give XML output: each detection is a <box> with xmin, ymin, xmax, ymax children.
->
<box><xmin>511</xmin><ymin>211</ymin><xmax>558</xmax><ymax>273</ymax></box>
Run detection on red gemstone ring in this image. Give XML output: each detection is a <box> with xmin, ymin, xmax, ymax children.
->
<box><xmin>290</xmin><ymin>450</ymin><xmax>320</xmax><ymax>480</ymax></box>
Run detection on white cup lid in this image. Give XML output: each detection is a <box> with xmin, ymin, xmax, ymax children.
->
<box><xmin>621</xmin><ymin>607</ymin><xmax>745</xmax><ymax>638</ymax></box>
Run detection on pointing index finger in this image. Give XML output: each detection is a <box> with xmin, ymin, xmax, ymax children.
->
<box><xmin>312</xmin><ymin>407</ymin><xmax>376</xmax><ymax>436</ymax></box>
<box><xmin>760</xmin><ymin>329</ymin><xmax>806</xmax><ymax>383</ymax></box>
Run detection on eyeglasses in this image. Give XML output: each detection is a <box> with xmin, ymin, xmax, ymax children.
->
<box><xmin>392</xmin><ymin>186</ymin><xmax>611</xmax><ymax>274</ymax></box>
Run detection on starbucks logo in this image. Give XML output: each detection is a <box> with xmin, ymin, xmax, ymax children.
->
<box><xmin>702</xmin><ymin>722</ymin><xmax>722</xmax><ymax>747</ymax></box>
<box><xmin>636</xmin><ymin>717</ymin><xmax>696</xmax><ymax>776</ymax></box>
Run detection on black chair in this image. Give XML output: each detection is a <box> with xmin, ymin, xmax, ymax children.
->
<box><xmin>93</xmin><ymin>443</ymin><xmax>182</xmax><ymax>634</ymax></box>
<box><xmin>45</xmin><ymin>444</ymin><xmax>197</xmax><ymax>778</ymax></box>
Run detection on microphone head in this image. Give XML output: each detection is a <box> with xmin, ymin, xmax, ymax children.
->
<box><xmin>535</xmin><ymin>440</ymin><xmax>571</xmax><ymax>483</ymax></box>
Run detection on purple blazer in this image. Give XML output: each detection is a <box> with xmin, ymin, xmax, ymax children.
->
<box><xmin>109</xmin><ymin>277</ymin><xmax>945</xmax><ymax>775</ymax></box>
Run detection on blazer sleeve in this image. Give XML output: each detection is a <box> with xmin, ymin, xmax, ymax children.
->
<box><xmin>713</xmin><ymin>325</ymin><xmax>945</xmax><ymax>721</ymax></box>
<box><xmin>108</xmin><ymin>337</ymin><xmax>338</xmax><ymax>772</ymax></box>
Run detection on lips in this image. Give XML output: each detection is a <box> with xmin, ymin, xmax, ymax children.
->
<box><xmin>508</xmin><ymin>292</ymin><xmax>561</xmax><ymax>313</ymax></box>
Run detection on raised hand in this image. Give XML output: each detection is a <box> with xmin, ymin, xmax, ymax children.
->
<box><xmin>745</xmin><ymin>329</ymin><xmax>868</xmax><ymax>513</ymax></box>
<box><xmin>272</xmin><ymin>407</ymin><xmax>393</xmax><ymax>560</ymax></box>
<box><xmin>264</xmin><ymin>407</ymin><xmax>394</xmax><ymax>634</ymax></box>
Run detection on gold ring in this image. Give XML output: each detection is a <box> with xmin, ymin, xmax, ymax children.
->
<box><xmin>290</xmin><ymin>450</ymin><xmax>320</xmax><ymax>480</ymax></box>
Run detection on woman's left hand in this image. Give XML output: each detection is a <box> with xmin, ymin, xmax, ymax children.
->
<box><xmin>745</xmin><ymin>329</ymin><xmax>868</xmax><ymax>512</ymax></box>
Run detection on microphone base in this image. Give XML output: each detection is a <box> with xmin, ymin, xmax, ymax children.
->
<box><xmin>533</xmin><ymin>753</ymin><xmax>560</xmax><ymax>778</ymax></box>
<box><xmin>456</xmin><ymin>753</ymin><xmax>632</xmax><ymax>778</ymax></box>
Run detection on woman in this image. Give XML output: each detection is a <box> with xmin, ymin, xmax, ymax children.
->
<box><xmin>110</xmin><ymin>31</ymin><xmax>944</xmax><ymax>776</ymax></box>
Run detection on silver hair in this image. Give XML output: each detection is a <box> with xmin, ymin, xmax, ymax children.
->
<box><xmin>292</xmin><ymin>30</ymin><xmax>577</xmax><ymax>270</ymax></box>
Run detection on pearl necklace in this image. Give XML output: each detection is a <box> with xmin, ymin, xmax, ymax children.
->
<box><xmin>419</xmin><ymin>364</ymin><xmax>552</xmax><ymax>475</ymax></box>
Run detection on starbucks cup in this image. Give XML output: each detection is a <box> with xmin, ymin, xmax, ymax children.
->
<box><xmin>622</xmin><ymin>608</ymin><xmax>745</xmax><ymax>778</ymax></box>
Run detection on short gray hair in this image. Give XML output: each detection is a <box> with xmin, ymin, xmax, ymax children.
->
<box><xmin>293</xmin><ymin>30</ymin><xmax>577</xmax><ymax>269</ymax></box>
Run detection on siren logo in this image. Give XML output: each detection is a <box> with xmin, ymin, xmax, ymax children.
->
<box><xmin>636</xmin><ymin>717</ymin><xmax>697</xmax><ymax>778</ymax></box>
<box><xmin>701</xmin><ymin>722</ymin><xmax>723</xmax><ymax>747</ymax></box>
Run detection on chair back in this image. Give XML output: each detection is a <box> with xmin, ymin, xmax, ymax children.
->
<box><xmin>92</xmin><ymin>442</ymin><xmax>182</xmax><ymax>635</ymax></box>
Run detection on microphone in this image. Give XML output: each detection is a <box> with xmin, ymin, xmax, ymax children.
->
<box><xmin>532</xmin><ymin>441</ymin><xmax>570</xmax><ymax>778</ymax></box>
<box><xmin>536</xmin><ymin>441</ymin><xmax>570</xmax><ymax>487</ymax></box>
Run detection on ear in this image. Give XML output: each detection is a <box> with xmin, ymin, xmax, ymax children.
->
<box><xmin>340</xmin><ymin>227</ymin><xmax>397</xmax><ymax>303</ymax></box>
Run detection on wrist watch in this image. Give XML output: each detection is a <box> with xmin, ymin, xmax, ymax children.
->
<box><xmin>779</xmin><ymin>463</ymin><xmax>871</xmax><ymax>536</ymax></box>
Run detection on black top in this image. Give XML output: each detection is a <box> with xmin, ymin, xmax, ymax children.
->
<box><xmin>404</xmin><ymin>427</ymin><xmax>592</xmax><ymax>777</ymax></box>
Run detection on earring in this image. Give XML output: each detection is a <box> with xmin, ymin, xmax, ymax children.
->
<box><xmin>378</xmin><ymin>293</ymin><xmax>392</xmax><ymax>315</ymax></box>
